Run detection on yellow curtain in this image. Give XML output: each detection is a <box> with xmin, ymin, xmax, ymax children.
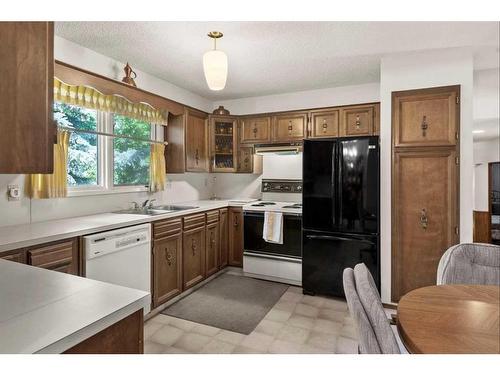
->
<box><xmin>28</xmin><ymin>130</ymin><xmax>70</xmax><ymax>199</ymax></box>
<box><xmin>54</xmin><ymin>78</ymin><xmax>168</xmax><ymax>125</ymax></box>
<box><xmin>149</xmin><ymin>143</ymin><xmax>166</xmax><ymax>192</ymax></box>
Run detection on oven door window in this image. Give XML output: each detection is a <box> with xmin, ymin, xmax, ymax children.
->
<box><xmin>244</xmin><ymin>212</ymin><xmax>302</xmax><ymax>258</ymax></box>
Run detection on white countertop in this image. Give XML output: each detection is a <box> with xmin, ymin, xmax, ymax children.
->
<box><xmin>0</xmin><ymin>199</ymin><xmax>255</xmax><ymax>253</ymax></box>
<box><xmin>0</xmin><ymin>260</ymin><xmax>149</xmax><ymax>353</ymax></box>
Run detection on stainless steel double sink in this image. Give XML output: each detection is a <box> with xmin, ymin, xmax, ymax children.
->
<box><xmin>113</xmin><ymin>205</ymin><xmax>199</xmax><ymax>216</ymax></box>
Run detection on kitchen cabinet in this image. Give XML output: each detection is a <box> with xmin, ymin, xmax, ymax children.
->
<box><xmin>391</xmin><ymin>86</ymin><xmax>460</xmax><ymax>303</ymax></box>
<box><xmin>0</xmin><ymin>22</ymin><xmax>54</xmax><ymax>174</ymax></box>
<box><xmin>185</xmin><ymin>109</ymin><xmax>209</xmax><ymax>172</ymax></box>
<box><xmin>393</xmin><ymin>86</ymin><xmax>459</xmax><ymax>148</ymax></box>
<box><xmin>339</xmin><ymin>104</ymin><xmax>375</xmax><ymax>137</ymax></box>
<box><xmin>209</xmin><ymin>116</ymin><xmax>238</xmax><ymax>172</ymax></box>
<box><xmin>237</xmin><ymin>146</ymin><xmax>254</xmax><ymax>173</ymax></box>
<box><xmin>272</xmin><ymin>113</ymin><xmax>308</xmax><ymax>142</ymax></box>
<box><xmin>205</xmin><ymin>220</ymin><xmax>220</xmax><ymax>277</ymax></box>
<box><xmin>228</xmin><ymin>207</ymin><xmax>244</xmax><ymax>267</ymax></box>
<box><xmin>0</xmin><ymin>248</ymin><xmax>26</xmax><ymax>263</ymax></box>
<box><xmin>27</xmin><ymin>238</ymin><xmax>79</xmax><ymax>275</ymax></box>
<box><xmin>240</xmin><ymin>116</ymin><xmax>271</xmax><ymax>144</ymax></box>
<box><xmin>182</xmin><ymin>214</ymin><xmax>206</xmax><ymax>289</ymax></box>
<box><xmin>152</xmin><ymin>218</ymin><xmax>183</xmax><ymax>308</ymax></box>
<box><xmin>219</xmin><ymin>208</ymin><xmax>229</xmax><ymax>268</ymax></box>
<box><xmin>310</xmin><ymin>109</ymin><xmax>340</xmax><ymax>138</ymax></box>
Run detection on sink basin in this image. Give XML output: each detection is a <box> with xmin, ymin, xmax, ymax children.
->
<box><xmin>151</xmin><ymin>205</ymin><xmax>198</xmax><ymax>211</ymax></box>
<box><xmin>113</xmin><ymin>208</ymin><xmax>173</xmax><ymax>216</ymax></box>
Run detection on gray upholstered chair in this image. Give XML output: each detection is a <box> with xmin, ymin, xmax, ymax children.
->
<box><xmin>437</xmin><ymin>243</ymin><xmax>500</xmax><ymax>285</ymax></box>
<box><xmin>353</xmin><ymin>263</ymin><xmax>401</xmax><ymax>354</ymax></box>
<box><xmin>343</xmin><ymin>268</ymin><xmax>381</xmax><ymax>354</ymax></box>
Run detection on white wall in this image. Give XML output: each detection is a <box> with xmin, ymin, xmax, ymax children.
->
<box><xmin>474</xmin><ymin>138</ymin><xmax>500</xmax><ymax>211</ymax></box>
<box><xmin>213</xmin><ymin>83</ymin><xmax>380</xmax><ymax>115</ymax></box>
<box><xmin>0</xmin><ymin>38</ymin><xmax>215</xmax><ymax>227</ymax></box>
<box><xmin>380</xmin><ymin>49</ymin><xmax>474</xmax><ymax>303</ymax></box>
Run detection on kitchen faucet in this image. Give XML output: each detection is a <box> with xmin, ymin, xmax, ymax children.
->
<box><xmin>141</xmin><ymin>199</ymin><xmax>156</xmax><ymax>209</ymax></box>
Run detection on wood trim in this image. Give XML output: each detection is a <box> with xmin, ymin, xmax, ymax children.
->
<box><xmin>473</xmin><ymin>211</ymin><xmax>491</xmax><ymax>243</ymax></box>
<box><xmin>55</xmin><ymin>60</ymin><xmax>199</xmax><ymax>116</ymax></box>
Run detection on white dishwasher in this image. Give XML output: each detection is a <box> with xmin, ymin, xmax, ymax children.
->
<box><xmin>83</xmin><ymin>223</ymin><xmax>151</xmax><ymax>314</ymax></box>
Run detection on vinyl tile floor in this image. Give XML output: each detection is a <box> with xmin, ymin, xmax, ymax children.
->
<box><xmin>144</xmin><ymin>284</ymin><xmax>361</xmax><ymax>354</ymax></box>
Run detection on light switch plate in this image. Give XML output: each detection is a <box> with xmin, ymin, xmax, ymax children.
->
<box><xmin>7</xmin><ymin>184</ymin><xmax>20</xmax><ymax>201</ymax></box>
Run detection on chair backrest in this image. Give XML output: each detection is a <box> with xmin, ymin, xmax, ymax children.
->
<box><xmin>437</xmin><ymin>243</ymin><xmax>500</xmax><ymax>285</ymax></box>
<box><xmin>342</xmin><ymin>268</ymin><xmax>381</xmax><ymax>354</ymax></box>
<box><xmin>354</xmin><ymin>263</ymin><xmax>401</xmax><ymax>354</ymax></box>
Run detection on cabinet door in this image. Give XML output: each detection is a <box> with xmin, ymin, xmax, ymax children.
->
<box><xmin>206</xmin><ymin>221</ymin><xmax>220</xmax><ymax>277</ymax></box>
<box><xmin>310</xmin><ymin>110</ymin><xmax>340</xmax><ymax>138</ymax></box>
<box><xmin>0</xmin><ymin>22</ymin><xmax>54</xmax><ymax>173</ymax></box>
<box><xmin>340</xmin><ymin>105</ymin><xmax>374</xmax><ymax>137</ymax></box>
<box><xmin>27</xmin><ymin>238</ymin><xmax>79</xmax><ymax>275</ymax></box>
<box><xmin>273</xmin><ymin>113</ymin><xmax>307</xmax><ymax>142</ymax></box>
<box><xmin>228</xmin><ymin>208</ymin><xmax>244</xmax><ymax>267</ymax></box>
<box><xmin>185</xmin><ymin>109</ymin><xmax>209</xmax><ymax>172</ymax></box>
<box><xmin>237</xmin><ymin>146</ymin><xmax>254</xmax><ymax>173</ymax></box>
<box><xmin>393</xmin><ymin>86</ymin><xmax>459</xmax><ymax>148</ymax></box>
<box><xmin>183</xmin><ymin>226</ymin><xmax>206</xmax><ymax>289</ymax></box>
<box><xmin>153</xmin><ymin>232</ymin><xmax>182</xmax><ymax>308</ymax></box>
<box><xmin>219</xmin><ymin>209</ymin><xmax>229</xmax><ymax>268</ymax></box>
<box><xmin>240</xmin><ymin>117</ymin><xmax>271</xmax><ymax>144</ymax></box>
<box><xmin>0</xmin><ymin>249</ymin><xmax>26</xmax><ymax>263</ymax></box>
<box><xmin>392</xmin><ymin>148</ymin><xmax>459</xmax><ymax>301</ymax></box>
<box><xmin>210</xmin><ymin>116</ymin><xmax>238</xmax><ymax>172</ymax></box>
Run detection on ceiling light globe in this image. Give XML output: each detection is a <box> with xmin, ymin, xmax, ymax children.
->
<box><xmin>203</xmin><ymin>50</ymin><xmax>228</xmax><ymax>91</ymax></box>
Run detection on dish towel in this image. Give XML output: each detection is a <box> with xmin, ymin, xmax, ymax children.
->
<box><xmin>263</xmin><ymin>211</ymin><xmax>283</xmax><ymax>244</ymax></box>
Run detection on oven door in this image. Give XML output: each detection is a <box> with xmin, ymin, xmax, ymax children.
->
<box><xmin>243</xmin><ymin>211</ymin><xmax>302</xmax><ymax>258</ymax></box>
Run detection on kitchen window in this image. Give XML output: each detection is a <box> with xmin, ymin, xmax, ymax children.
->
<box><xmin>53</xmin><ymin>102</ymin><xmax>158</xmax><ymax>195</ymax></box>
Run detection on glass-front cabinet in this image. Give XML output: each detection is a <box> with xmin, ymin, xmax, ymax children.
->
<box><xmin>209</xmin><ymin>116</ymin><xmax>238</xmax><ymax>172</ymax></box>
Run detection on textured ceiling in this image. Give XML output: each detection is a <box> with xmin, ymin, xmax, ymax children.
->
<box><xmin>55</xmin><ymin>22</ymin><xmax>499</xmax><ymax>101</ymax></box>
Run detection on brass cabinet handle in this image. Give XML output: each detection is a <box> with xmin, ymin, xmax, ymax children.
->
<box><xmin>234</xmin><ymin>217</ymin><xmax>238</xmax><ymax>227</ymax></box>
<box><xmin>421</xmin><ymin>115</ymin><xmax>428</xmax><ymax>137</ymax></box>
<box><xmin>355</xmin><ymin>115</ymin><xmax>361</xmax><ymax>129</ymax></box>
<box><xmin>210</xmin><ymin>232</ymin><xmax>215</xmax><ymax>247</ymax></box>
<box><xmin>165</xmin><ymin>248</ymin><xmax>175</xmax><ymax>266</ymax></box>
<box><xmin>288</xmin><ymin>120</ymin><xmax>293</xmax><ymax>135</ymax></box>
<box><xmin>420</xmin><ymin>208</ymin><xmax>428</xmax><ymax>230</ymax></box>
<box><xmin>192</xmin><ymin>238</ymin><xmax>197</xmax><ymax>255</ymax></box>
<box><xmin>252</xmin><ymin>124</ymin><xmax>258</xmax><ymax>137</ymax></box>
<box><xmin>322</xmin><ymin>119</ymin><xmax>328</xmax><ymax>132</ymax></box>
<box><xmin>195</xmin><ymin>149</ymin><xmax>199</xmax><ymax>165</ymax></box>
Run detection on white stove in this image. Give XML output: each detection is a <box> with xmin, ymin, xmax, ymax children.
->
<box><xmin>242</xmin><ymin>201</ymin><xmax>302</xmax><ymax>216</ymax></box>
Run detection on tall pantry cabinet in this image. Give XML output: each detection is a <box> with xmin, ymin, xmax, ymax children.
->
<box><xmin>391</xmin><ymin>85</ymin><xmax>460</xmax><ymax>302</ymax></box>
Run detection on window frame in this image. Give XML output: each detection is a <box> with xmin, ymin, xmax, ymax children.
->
<box><xmin>64</xmin><ymin>108</ymin><xmax>156</xmax><ymax>197</ymax></box>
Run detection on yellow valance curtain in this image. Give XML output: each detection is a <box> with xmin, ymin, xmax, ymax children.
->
<box><xmin>54</xmin><ymin>78</ymin><xmax>168</xmax><ymax>125</ymax></box>
<box><xmin>28</xmin><ymin>130</ymin><xmax>70</xmax><ymax>199</ymax></box>
<box><xmin>149</xmin><ymin>143</ymin><xmax>166</xmax><ymax>192</ymax></box>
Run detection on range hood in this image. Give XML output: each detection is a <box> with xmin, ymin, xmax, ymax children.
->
<box><xmin>254</xmin><ymin>142</ymin><xmax>303</xmax><ymax>155</ymax></box>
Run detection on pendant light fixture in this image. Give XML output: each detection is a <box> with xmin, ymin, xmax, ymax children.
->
<box><xmin>203</xmin><ymin>31</ymin><xmax>228</xmax><ymax>91</ymax></box>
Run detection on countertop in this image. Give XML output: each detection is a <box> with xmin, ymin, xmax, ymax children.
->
<box><xmin>0</xmin><ymin>259</ymin><xmax>149</xmax><ymax>353</ymax></box>
<box><xmin>0</xmin><ymin>199</ymin><xmax>256</xmax><ymax>253</ymax></box>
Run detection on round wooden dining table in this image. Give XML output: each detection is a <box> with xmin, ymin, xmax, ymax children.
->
<box><xmin>397</xmin><ymin>284</ymin><xmax>500</xmax><ymax>354</ymax></box>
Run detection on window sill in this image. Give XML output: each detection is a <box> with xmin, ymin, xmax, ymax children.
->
<box><xmin>67</xmin><ymin>186</ymin><xmax>149</xmax><ymax>197</ymax></box>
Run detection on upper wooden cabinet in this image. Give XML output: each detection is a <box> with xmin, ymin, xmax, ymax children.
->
<box><xmin>340</xmin><ymin>104</ymin><xmax>375</xmax><ymax>137</ymax></box>
<box><xmin>392</xmin><ymin>86</ymin><xmax>459</xmax><ymax>148</ymax></box>
<box><xmin>209</xmin><ymin>116</ymin><xmax>238</xmax><ymax>172</ymax></box>
<box><xmin>185</xmin><ymin>109</ymin><xmax>209</xmax><ymax>172</ymax></box>
<box><xmin>237</xmin><ymin>146</ymin><xmax>254</xmax><ymax>173</ymax></box>
<box><xmin>310</xmin><ymin>109</ymin><xmax>340</xmax><ymax>138</ymax></box>
<box><xmin>27</xmin><ymin>238</ymin><xmax>79</xmax><ymax>275</ymax></box>
<box><xmin>0</xmin><ymin>22</ymin><xmax>54</xmax><ymax>173</ymax></box>
<box><xmin>240</xmin><ymin>116</ymin><xmax>271</xmax><ymax>144</ymax></box>
<box><xmin>272</xmin><ymin>113</ymin><xmax>308</xmax><ymax>142</ymax></box>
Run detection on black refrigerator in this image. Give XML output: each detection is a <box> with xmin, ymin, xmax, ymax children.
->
<box><xmin>302</xmin><ymin>136</ymin><xmax>380</xmax><ymax>297</ymax></box>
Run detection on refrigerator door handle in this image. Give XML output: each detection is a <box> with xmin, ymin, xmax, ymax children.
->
<box><xmin>305</xmin><ymin>234</ymin><xmax>374</xmax><ymax>244</ymax></box>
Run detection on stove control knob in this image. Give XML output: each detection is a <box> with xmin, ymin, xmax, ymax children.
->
<box><xmin>297</xmin><ymin>186</ymin><xmax>302</xmax><ymax>191</ymax></box>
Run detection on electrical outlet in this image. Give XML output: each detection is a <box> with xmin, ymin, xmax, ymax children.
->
<box><xmin>7</xmin><ymin>185</ymin><xmax>20</xmax><ymax>201</ymax></box>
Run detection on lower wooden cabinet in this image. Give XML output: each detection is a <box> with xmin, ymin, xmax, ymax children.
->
<box><xmin>182</xmin><ymin>224</ymin><xmax>206</xmax><ymax>289</ymax></box>
<box><xmin>205</xmin><ymin>221</ymin><xmax>220</xmax><ymax>277</ymax></box>
<box><xmin>228</xmin><ymin>207</ymin><xmax>244</xmax><ymax>267</ymax></box>
<box><xmin>0</xmin><ymin>248</ymin><xmax>26</xmax><ymax>263</ymax></box>
<box><xmin>219</xmin><ymin>209</ymin><xmax>229</xmax><ymax>268</ymax></box>
<box><xmin>152</xmin><ymin>231</ymin><xmax>182</xmax><ymax>308</ymax></box>
<box><xmin>27</xmin><ymin>238</ymin><xmax>79</xmax><ymax>275</ymax></box>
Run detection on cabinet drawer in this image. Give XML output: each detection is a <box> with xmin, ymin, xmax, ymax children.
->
<box><xmin>183</xmin><ymin>213</ymin><xmax>206</xmax><ymax>230</ymax></box>
<box><xmin>310</xmin><ymin>110</ymin><xmax>339</xmax><ymax>138</ymax></box>
<box><xmin>340</xmin><ymin>105</ymin><xmax>374</xmax><ymax>137</ymax></box>
<box><xmin>153</xmin><ymin>218</ymin><xmax>182</xmax><ymax>239</ymax></box>
<box><xmin>206</xmin><ymin>210</ymin><xmax>220</xmax><ymax>224</ymax></box>
<box><xmin>27</xmin><ymin>239</ymin><xmax>78</xmax><ymax>274</ymax></box>
<box><xmin>0</xmin><ymin>249</ymin><xmax>26</xmax><ymax>263</ymax></box>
